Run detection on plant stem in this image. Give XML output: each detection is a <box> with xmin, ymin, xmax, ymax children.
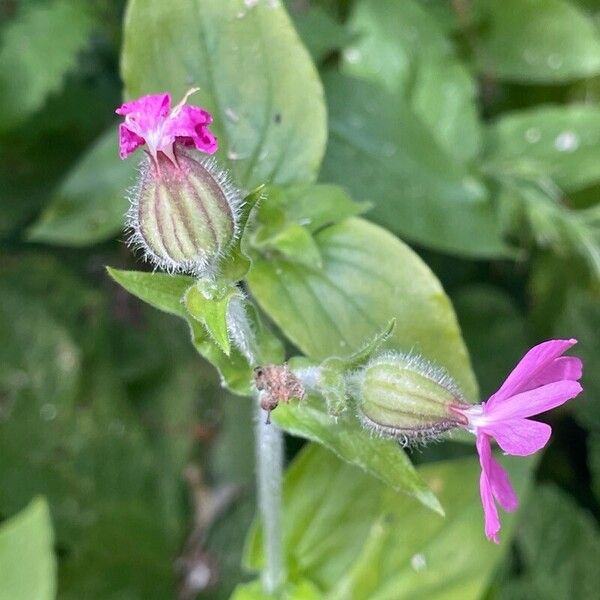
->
<box><xmin>255</xmin><ymin>399</ymin><xmax>286</xmax><ymax>593</ymax></box>
<box><xmin>227</xmin><ymin>295</ymin><xmax>286</xmax><ymax>592</ymax></box>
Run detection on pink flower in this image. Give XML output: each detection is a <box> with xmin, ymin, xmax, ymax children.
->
<box><xmin>453</xmin><ymin>339</ymin><xmax>583</xmax><ymax>543</ymax></box>
<box><xmin>115</xmin><ymin>88</ymin><xmax>218</xmax><ymax>162</ymax></box>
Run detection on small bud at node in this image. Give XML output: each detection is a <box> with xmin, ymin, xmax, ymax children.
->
<box><xmin>254</xmin><ymin>364</ymin><xmax>305</xmax><ymax>424</ymax></box>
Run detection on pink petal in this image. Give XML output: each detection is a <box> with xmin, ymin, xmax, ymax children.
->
<box><xmin>483</xmin><ymin>418</ymin><xmax>552</xmax><ymax>456</ymax></box>
<box><xmin>165</xmin><ymin>105</ymin><xmax>218</xmax><ymax>154</ymax></box>
<box><xmin>115</xmin><ymin>93</ymin><xmax>171</xmax><ymax>119</ymax></box>
<box><xmin>476</xmin><ymin>434</ymin><xmax>501</xmax><ymax>543</ymax></box>
<box><xmin>486</xmin><ymin>339</ymin><xmax>578</xmax><ymax>410</ymax></box>
<box><xmin>118</xmin><ymin>124</ymin><xmax>145</xmax><ymax>159</ymax></box>
<box><xmin>526</xmin><ymin>356</ymin><xmax>582</xmax><ymax>389</ymax></box>
<box><xmin>488</xmin><ymin>453</ymin><xmax>519</xmax><ymax>511</ymax></box>
<box><xmin>485</xmin><ymin>380</ymin><xmax>582</xmax><ymax>421</ymax></box>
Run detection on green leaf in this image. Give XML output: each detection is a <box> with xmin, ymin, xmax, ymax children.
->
<box><xmin>320</xmin><ymin>74</ymin><xmax>509</xmax><ymax>258</ymax></box>
<box><xmin>107</xmin><ymin>268</ymin><xmax>283</xmax><ymax>394</ymax></box>
<box><xmin>121</xmin><ymin>0</ymin><xmax>327</xmax><ymax>189</ymax></box>
<box><xmin>0</xmin><ymin>498</ymin><xmax>56</xmax><ymax>600</ymax></box>
<box><xmin>343</xmin><ymin>0</ymin><xmax>482</xmax><ymax>163</ymax></box>
<box><xmin>272</xmin><ymin>395</ymin><xmax>443</xmax><ymax>513</ymax></box>
<box><xmin>248</xmin><ymin>218</ymin><xmax>477</xmax><ymax>508</ymax></box>
<box><xmin>184</xmin><ymin>282</ymin><xmax>242</xmax><ymax>355</ymax></box>
<box><xmin>0</xmin><ymin>0</ymin><xmax>94</xmax><ymax>132</ymax></box>
<box><xmin>246</xmin><ymin>444</ymin><xmax>533</xmax><ymax>598</ymax></box>
<box><xmin>29</xmin><ymin>128</ymin><xmax>136</xmax><ymax>246</ymax></box>
<box><xmin>477</xmin><ymin>0</ymin><xmax>600</xmax><ymax>83</ymax></box>
<box><xmin>259</xmin><ymin>224</ymin><xmax>323</xmax><ymax>269</ymax></box>
<box><xmin>248</xmin><ymin>218</ymin><xmax>478</xmax><ymax>399</ymax></box>
<box><xmin>106</xmin><ymin>268</ymin><xmax>194</xmax><ymax>318</ymax></box>
<box><xmin>273</xmin><ymin>184</ymin><xmax>371</xmax><ymax>233</ymax></box>
<box><xmin>485</xmin><ymin>105</ymin><xmax>600</xmax><ymax>193</ymax></box>
<box><xmin>501</xmin><ymin>485</ymin><xmax>600</xmax><ymax>599</ymax></box>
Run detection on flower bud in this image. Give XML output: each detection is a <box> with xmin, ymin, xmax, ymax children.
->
<box><xmin>355</xmin><ymin>353</ymin><xmax>469</xmax><ymax>443</ymax></box>
<box><xmin>127</xmin><ymin>147</ymin><xmax>241</xmax><ymax>277</ymax></box>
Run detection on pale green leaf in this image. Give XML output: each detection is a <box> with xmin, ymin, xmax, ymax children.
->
<box><xmin>248</xmin><ymin>218</ymin><xmax>478</xmax><ymax>399</ymax></box>
<box><xmin>106</xmin><ymin>268</ymin><xmax>194</xmax><ymax>318</ymax></box>
<box><xmin>0</xmin><ymin>498</ymin><xmax>56</xmax><ymax>600</ymax></box>
<box><xmin>246</xmin><ymin>444</ymin><xmax>533</xmax><ymax>599</ymax></box>
<box><xmin>272</xmin><ymin>395</ymin><xmax>443</xmax><ymax>514</ymax></box>
<box><xmin>184</xmin><ymin>282</ymin><xmax>243</xmax><ymax>355</ymax></box>
<box><xmin>121</xmin><ymin>0</ymin><xmax>327</xmax><ymax>189</ymax></box>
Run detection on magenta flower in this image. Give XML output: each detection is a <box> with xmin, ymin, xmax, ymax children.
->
<box><xmin>115</xmin><ymin>88</ymin><xmax>218</xmax><ymax>163</ymax></box>
<box><xmin>453</xmin><ymin>339</ymin><xmax>583</xmax><ymax>543</ymax></box>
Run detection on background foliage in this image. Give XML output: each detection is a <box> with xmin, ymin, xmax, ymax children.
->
<box><xmin>1</xmin><ymin>0</ymin><xmax>599</xmax><ymax>598</ymax></box>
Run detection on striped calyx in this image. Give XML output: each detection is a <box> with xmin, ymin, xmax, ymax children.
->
<box><xmin>355</xmin><ymin>353</ymin><xmax>469</xmax><ymax>443</ymax></box>
<box><xmin>127</xmin><ymin>146</ymin><xmax>241</xmax><ymax>277</ymax></box>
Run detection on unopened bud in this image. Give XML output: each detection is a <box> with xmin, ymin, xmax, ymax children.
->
<box><xmin>127</xmin><ymin>147</ymin><xmax>241</xmax><ymax>277</ymax></box>
<box><xmin>355</xmin><ymin>353</ymin><xmax>469</xmax><ymax>443</ymax></box>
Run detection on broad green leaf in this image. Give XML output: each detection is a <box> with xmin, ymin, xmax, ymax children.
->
<box><xmin>121</xmin><ymin>0</ymin><xmax>327</xmax><ymax>189</ymax></box>
<box><xmin>0</xmin><ymin>0</ymin><xmax>94</xmax><ymax>132</ymax></box>
<box><xmin>500</xmin><ymin>485</ymin><xmax>600</xmax><ymax>599</ymax></box>
<box><xmin>343</xmin><ymin>0</ymin><xmax>481</xmax><ymax>163</ymax></box>
<box><xmin>246</xmin><ymin>445</ymin><xmax>533</xmax><ymax>598</ymax></box>
<box><xmin>273</xmin><ymin>184</ymin><xmax>371</xmax><ymax>233</ymax></box>
<box><xmin>248</xmin><ymin>218</ymin><xmax>478</xmax><ymax>399</ymax></box>
<box><xmin>485</xmin><ymin>105</ymin><xmax>600</xmax><ymax>193</ymax></box>
<box><xmin>0</xmin><ymin>498</ymin><xmax>56</xmax><ymax>600</ymax></box>
<box><xmin>476</xmin><ymin>0</ymin><xmax>600</xmax><ymax>83</ymax></box>
<box><xmin>320</xmin><ymin>74</ymin><xmax>509</xmax><ymax>258</ymax></box>
<box><xmin>248</xmin><ymin>218</ymin><xmax>476</xmax><ymax>508</ymax></box>
<box><xmin>453</xmin><ymin>285</ymin><xmax>527</xmax><ymax>398</ymax></box>
<box><xmin>258</xmin><ymin>224</ymin><xmax>323</xmax><ymax>269</ymax></box>
<box><xmin>29</xmin><ymin>128</ymin><xmax>136</xmax><ymax>246</ymax></box>
<box><xmin>272</xmin><ymin>394</ymin><xmax>443</xmax><ymax>513</ymax></box>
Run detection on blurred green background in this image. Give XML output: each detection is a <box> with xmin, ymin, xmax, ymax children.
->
<box><xmin>1</xmin><ymin>0</ymin><xmax>600</xmax><ymax>598</ymax></box>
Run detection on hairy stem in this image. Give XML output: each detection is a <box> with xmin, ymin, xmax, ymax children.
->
<box><xmin>227</xmin><ymin>295</ymin><xmax>286</xmax><ymax>591</ymax></box>
<box><xmin>255</xmin><ymin>400</ymin><xmax>286</xmax><ymax>592</ymax></box>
